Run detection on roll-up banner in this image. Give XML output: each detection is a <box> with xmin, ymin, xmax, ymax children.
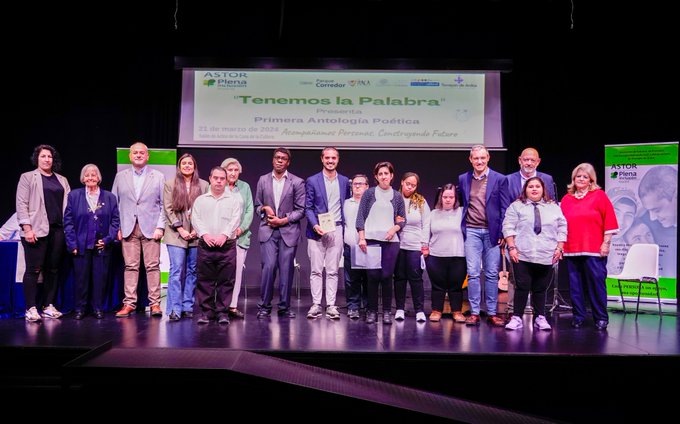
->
<box><xmin>604</xmin><ymin>142</ymin><xmax>677</xmax><ymax>303</ymax></box>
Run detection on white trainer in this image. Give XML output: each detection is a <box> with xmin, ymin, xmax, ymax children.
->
<box><xmin>394</xmin><ymin>309</ymin><xmax>405</xmax><ymax>321</ymax></box>
<box><xmin>415</xmin><ymin>312</ymin><xmax>427</xmax><ymax>322</ymax></box>
<box><xmin>505</xmin><ymin>315</ymin><xmax>523</xmax><ymax>330</ymax></box>
<box><xmin>326</xmin><ymin>305</ymin><xmax>340</xmax><ymax>320</ymax></box>
<box><xmin>25</xmin><ymin>306</ymin><xmax>42</xmax><ymax>322</ymax></box>
<box><xmin>534</xmin><ymin>315</ymin><xmax>552</xmax><ymax>331</ymax></box>
<box><xmin>306</xmin><ymin>303</ymin><xmax>323</xmax><ymax>319</ymax></box>
<box><xmin>42</xmin><ymin>304</ymin><xmax>63</xmax><ymax>319</ymax></box>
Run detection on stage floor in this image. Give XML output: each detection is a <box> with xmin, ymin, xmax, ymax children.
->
<box><xmin>1</xmin><ymin>289</ymin><xmax>677</xmax><ymax>356</ymax></box>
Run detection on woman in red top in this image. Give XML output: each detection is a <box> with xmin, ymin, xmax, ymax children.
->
<box><xmin>560</xmin><ymin>163</ymin><xmax>618</xmax><ymax>330</ymax></box>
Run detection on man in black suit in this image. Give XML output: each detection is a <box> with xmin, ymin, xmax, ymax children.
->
<box><xmin>254</xmin><ymin>147</ymin><xmax>306</xmax><ymax>318</ymax></box>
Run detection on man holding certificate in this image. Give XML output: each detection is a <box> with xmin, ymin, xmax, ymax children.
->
<box><xmin>304</xmin><ymin>147</ymin><xmax>350</xmax><ymax>320</ymax></box>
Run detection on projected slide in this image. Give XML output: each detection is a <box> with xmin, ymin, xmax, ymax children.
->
<box><xmin>179</xmin><ymin>69</ymin><xmax>503</xmax><ymax>149</ymax></box>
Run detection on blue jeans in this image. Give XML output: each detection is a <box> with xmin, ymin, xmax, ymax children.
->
<box><xmin>166</xmin><ymin>245</ymin><xmax>198</xmax><ymax>315</ymax></box>
<box><xmin>464</xmin><ymin>227</ymin><xmax>502</xmax><ymax>316</ymax></box>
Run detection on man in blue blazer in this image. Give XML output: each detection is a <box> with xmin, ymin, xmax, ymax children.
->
<box><xmin>506</xmin><ymin>148</ymin><xmax>556</xmax><ymax>202</ymax></box>
<box><xmin>304</xmin><ymin>147</ymin><xmax>350</xmax><ymax>320</ymax></box>
<box><xmin>504</xmin><ymin>147</ymin><xmax>556</xmax><ymax>318</ymax></box>
<box><xmin>64</xmin><ymin>164</ymin><xmax>120</xmax><ymax>319</ymax></box>
<box><xmin>458</xmin><ymin>145</ymin><xmax>511</xmax><ymax>326</ymax></box>
<box><xmin>254</xmin><ymin>147</ymin><xmax>306</xmax><ymax>318</ymax></box>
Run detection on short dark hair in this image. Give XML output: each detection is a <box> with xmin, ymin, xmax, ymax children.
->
<box><xmin>209</xmin><ymin>166</ymin><xmax>227</xmax><ymax>178</ymax></box>
<box><xmin>373</xmin><ymin>161</ymin><xmax>394</xmax><ymax>176</ymax></box>
<box><xmin>273</xmin><ymin>147</ymin><xmax>291</xmax><ymax>161</ymax></box>
<box><xmin>31</xmin><ymin>144</ymin><xmax>62</xmax><ymax>172</ymax></box>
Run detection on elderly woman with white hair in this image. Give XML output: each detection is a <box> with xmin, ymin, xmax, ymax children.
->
<box><xmin>64</xmin><ymin>164</ymin><xmax>120</xmax><ymax>319</ymax></box>
<box><xmin>221</xmin><ymin>157</ymin><xmax>254</xmax><ymax>318</ymax></box>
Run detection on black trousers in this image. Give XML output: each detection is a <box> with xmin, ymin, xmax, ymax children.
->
<box><xmin>21</xmin><ymin>227</ymin><xmax>65</xmax><ymax>309</ymax></box>
<box><xmin>512</xmin><ymin>260</ymin><xmax>552</xmax><ymax>317</ymax></box>
<box><xmin>73</xmin><ymin>249</ymin><xmax>111</xmax><ymax>312</ymax></box>
<box><xmin>196</xmin><ymin>239</ymin><xmax>236</xmax><ymax>317</ymax></box>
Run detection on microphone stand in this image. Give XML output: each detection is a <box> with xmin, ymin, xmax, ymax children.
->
<box><xmin>549</xmin><ymin>181</ymin><xmax>571</xmax><ymax>314</ymax></box>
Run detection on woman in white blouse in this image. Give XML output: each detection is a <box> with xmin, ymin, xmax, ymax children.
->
<box><xmin>502</xmin><ymin>177</ymin><xmax>567</xmax><ymax>331</ymax></box>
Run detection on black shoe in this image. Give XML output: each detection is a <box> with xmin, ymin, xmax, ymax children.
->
<box><xmin>181</xmin><ymin>311</ymin><xmax>193</xmax><ymax>319</ymax></box>
<box><xmin>196</xmin><ymin>314</ymin><xmax>210</xmax><ymax>324</ymax></box>
<box><xmin>278</xmin><ymin>309</ymin><xmax>296</xmax><ymax>318</ymax></box>
<box><xmin>94</xmin><ymin>310</ymin><xmax>104</xmax><ymax>320</ymax></box>
<box><xmin>228</xmin><ymin>308</ymin><xmax>245</xmax><ymax>319</ymax></box>
<box><xmin>366</xmin><ymin>311</ymin><xmax>377</xmax><ymax>324</ymax></box>
<box><xmin>218</xmin><ymin>314</ymin><xmax>230</xmax><ymax>325</ymax></box>
<box><xmin>74</xmin><ymin>310</ymin><xmax>85</xmax><ymax>320</ymax></box>
<box><xmin>383</xmin><ymin>312</ymin><xmax>392</xmax><ymax>325</ymax></box>
<box><xmin>571</xmin><ymin>319</ymin><xmax>584</xmax><ymax>328</ymax></box>
<box><xmin>257</xmin><ymin>309</ymin><xmax>271</xmax><ymax>318</ymax></box>
<box><xmin>595</xmin><ymin>320</ymin><xmax>608</xmax><ymax>330</ymax></box>
<box><xmin>168</xmin><ymin>312</ymin><xmax>181</xmax><ymax>321</ymax></box>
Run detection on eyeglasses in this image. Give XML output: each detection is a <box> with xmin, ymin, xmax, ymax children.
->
<box><xmin>273</xmin><ymin>155</ymin><xmax>289</xmax><ymax>161</ymax></box>
<box><xmin>352</xmin><ymin>182</ymin><xmax>367</xmax><ymax>187</ymax></box>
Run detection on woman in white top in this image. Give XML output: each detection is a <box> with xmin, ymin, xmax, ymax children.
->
<box><xmin>503</xmin><ymin>176</ymin><xmax>567</xmax><ymax>331</ymax></box>
<box><xmin>423</xmin><ymin>183</ymin><xmax>466</xmax><ymax>323</ymax></box>
<box><xmin>356</xmin><ymin>161</ymin><xmax>406</xmax><ymax>325</ymax></box>
<box><xmin>394</xmin><ymin>172</ymin><xmax>430</xmax><ymax>322</ymax></box>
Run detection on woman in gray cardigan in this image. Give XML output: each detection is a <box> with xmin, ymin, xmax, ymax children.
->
<box><xmin>16</xmin><ymin>144</ymin><xmax>70</xmax><ymax>322</ymax></box>
<box><xmin>356</xmin><ymin>161</ymin><xmax>406</xmax><ymax>325</ymax></box>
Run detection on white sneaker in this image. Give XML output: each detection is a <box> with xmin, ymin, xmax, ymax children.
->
<box><xmin>395</xmin><ymin>309</ymin><xmax>405</xmax><ymax>321</ymax></box>
<box><xmin>326</xmin><ymin>305</ymin><xmax>340</xmax><ymax>320</ymax></box>
<box><xmin>534</xmin><ymin>315</ymin><xmax>552</xmax><ymax>331</ymax></box>
<box><xmin>42</xmin><ymin>304</ymin><xmax>63</xmax><ymax>319</ymax></box>
<box><xmin>415</xmin><ymin>312</ymin><xmax>426</xmax><ymax>322</ymax></box>
<box><xmin>505</xmin><ymin>315</ymin><xmax>523</xmax><ymax>330</ymax></box>
<box><xmin>25</xmin><ymin>306</ymin><xmax>42</xmax><ymax>322</ymax></box>
<box><xmin>306</xmin><ymin>303</ymin><xmax>323</xmax><ymax>319</ymax></box>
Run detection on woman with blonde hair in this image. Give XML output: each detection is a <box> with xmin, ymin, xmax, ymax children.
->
<box><xmin>560</xmin><ymin>163</ymin><xmax>618</xmax><ymax>330</ymax></box>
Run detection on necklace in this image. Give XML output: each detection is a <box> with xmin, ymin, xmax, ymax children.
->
<box><xmin>574</xmin><ymin>189</ymin><xmax>588</xmax><ymax>199</ymax></box>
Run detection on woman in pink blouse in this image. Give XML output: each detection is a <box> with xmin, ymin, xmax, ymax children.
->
<box><xmin>560</xmin><ymin>163</ymin><xmax>618</xmax><ymax>330</ymax></box>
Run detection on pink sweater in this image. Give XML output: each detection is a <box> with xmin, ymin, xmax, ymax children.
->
<box><xmin>560</xmin><ymin>189</ymin><xmax>618</xmax><ymax>256</ymax></box>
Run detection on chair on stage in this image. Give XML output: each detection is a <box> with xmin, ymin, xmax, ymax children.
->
<box><xmin>607</xmin><ymin>243</ymin><xmax>661</xmax><ymax>320</ymax></box>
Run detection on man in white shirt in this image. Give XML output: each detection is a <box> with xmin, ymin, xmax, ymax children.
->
<box><xmin>191</xmin><ymin>166</ymin><xmax>242</xmax><ymax>324</ymax></box>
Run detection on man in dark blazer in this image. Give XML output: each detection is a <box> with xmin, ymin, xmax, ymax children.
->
<box><xmin>63</xmin><ymin>164</ymin><xmax>120</xmax><ymax>319</ymax></box>
<box><xmin>304</xmin><ymin>147</ymin><xmax>350</xmax><ymax>320</ymax></box>
<box><xmin>254</xmin><ymin>147</ymin><xmax>306</xmax><ymax>318</ymax></box>
<box><xmin>506</xmin><ymin>147</ymin><xmax>556</xmax><ymax>202</ymax></box>
<box><xmin>505</xmin><ymin>147</ymin><xmax>556</xmax><ymax>318</ymax></box>
<box><xmin>458</xmin><ymin>145</ymin><xmax>511</xmax><ymax>326</ymax></box>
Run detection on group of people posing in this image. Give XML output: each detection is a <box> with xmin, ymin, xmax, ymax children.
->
<box><xmin>16</xmin><ymin>143</ymin><xmax>618</xmax><ymax>331</ymax></box>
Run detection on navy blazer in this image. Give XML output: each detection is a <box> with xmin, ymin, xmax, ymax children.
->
<box><xmin>506</xmin><ymin>171</ymin><xmax>556</xmax><ymax>203</ymax></box>
<box><xmin>64</xmin><ymin>188</ymin><xmax>120</xmax><ymax>256</ymax></box>
<box><xmin>458</xmin><ymin>169</ymin><xmax>510</xmax><ymax>243</ymax></box>
<box><xmin>304</xmin><ymin>171</ymin><xmax>350</xmax><ymax>240</ymax></box>
<box><xmin>254</xmin><ymin>171</ymin><xmax>306</xmax><ymax>247</ymax></box>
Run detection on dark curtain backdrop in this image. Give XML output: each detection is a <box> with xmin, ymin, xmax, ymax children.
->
<box><xmin>4</xmin><ymin>1</ymin><xmax>677</xmax><ymax>274</ymax></box>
